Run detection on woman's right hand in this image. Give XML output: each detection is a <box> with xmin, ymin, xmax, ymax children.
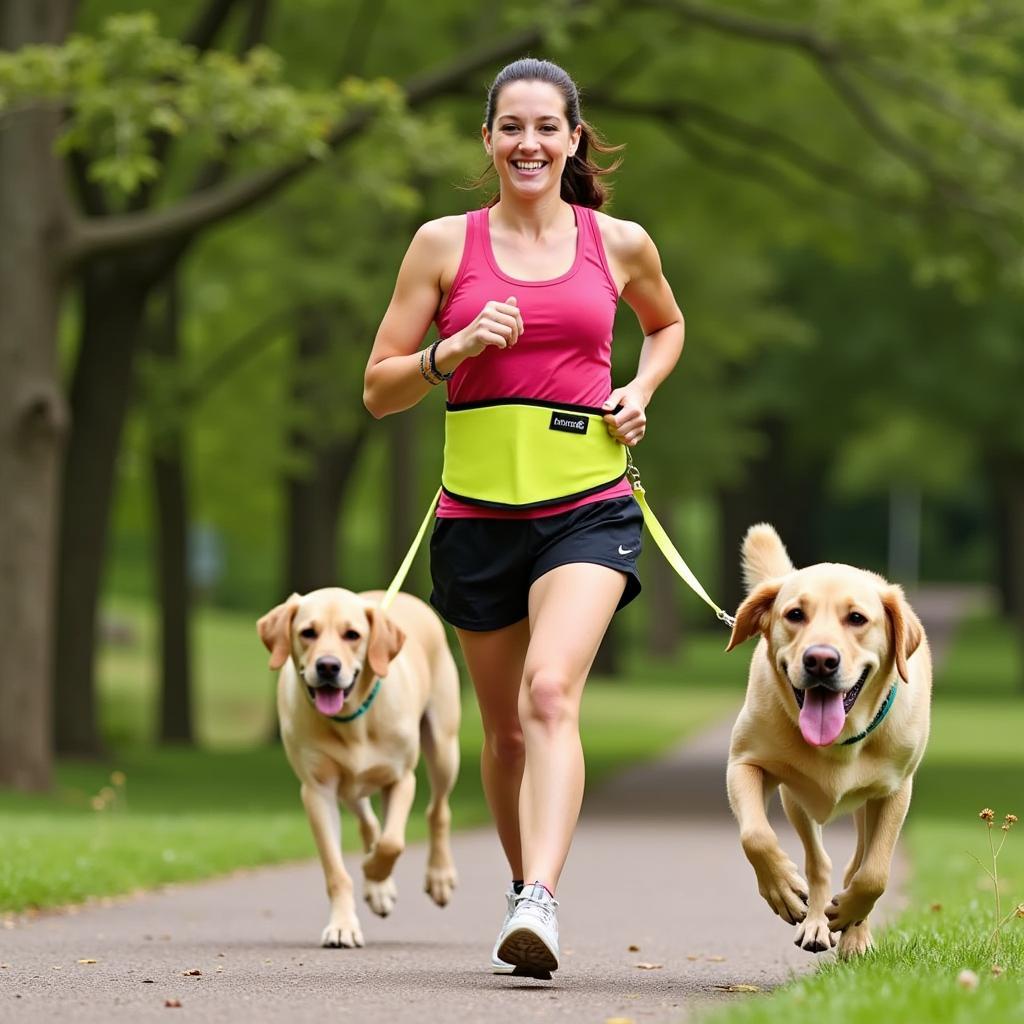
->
<box><xmin>453</xmin><ymin>296</ymin><xmax>524</xmax><ymax>357</ymax></box>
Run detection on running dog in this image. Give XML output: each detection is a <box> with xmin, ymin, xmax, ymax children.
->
<box><xmin>258</xmin><ymin>588</ymin><xmax>460</xmax><ymax>948</ymax></box>
<box><xmin>725</xmin><ymin>524</ymin><xmax>931</xmax><ymax>957</ymax></box>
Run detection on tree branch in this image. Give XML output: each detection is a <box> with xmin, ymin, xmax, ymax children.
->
<box><xmin>182</xmin><ymin>0</ymin><xmax>244</xmax><ymax>50</ymax></box>
<box><xmin>63</xmin><ymin>24</ymin><xmax>545</xmax><ymax>265</ymax></box>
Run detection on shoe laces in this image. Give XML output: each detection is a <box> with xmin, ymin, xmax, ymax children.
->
<box><xmin>514</xmin><ymin>884</ymin><xmax>558</xmax><ymax>927</ymax></box>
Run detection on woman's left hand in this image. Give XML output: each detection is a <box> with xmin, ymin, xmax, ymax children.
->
<box><xmin>601</xmin><ymin>382</ymin><xmax>649</xmax><ymax>447</ymax></box>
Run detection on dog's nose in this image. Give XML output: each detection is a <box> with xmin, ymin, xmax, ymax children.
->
<box><xmin>315</xmin><ymin>656</ymin><xmax>342</xmax><ymax>681</ymax></box>
<box><xmin>803</xmin><ymin>645</ymin><xmax>840</xmax><ymax>678</ymax></box>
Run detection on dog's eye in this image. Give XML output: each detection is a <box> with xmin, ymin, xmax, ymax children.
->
<box><xmin>343</xmin><ymin>629</ymin><xmax>361</xmax><ymax>642</ymax></box>
<box><xmin>848</xmin><ymin>612</ymin><xmax>868</xmax><ymax>626</ymax></box>
<box><xmin>784</xmin><ymin>608</ymin><xmax>805</xmax><ymax>623</ymax></box>
<box><xmin>299</xmin><ymin>627</ymin><xmax>317</xmax><ymax>640</ymax></box>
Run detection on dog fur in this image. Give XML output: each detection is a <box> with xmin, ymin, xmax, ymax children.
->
<box><xmin>258</xmin><ymin>588</ymin><xmax>460</xmax><ymax>948</ymax></box>
<box><xmin>725</xmin><ymin>524</ymin><xmax>931</xmax><ymax>957</ymax></box>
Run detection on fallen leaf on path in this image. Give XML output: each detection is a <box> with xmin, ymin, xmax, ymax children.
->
<box><xmin>142</xmin><ymin>979</ymin><xmax>154</xmax><ymax>984</ymax></box>
<box><xmin>627</xmin><ymin>944</ymin><xmax>640</xmax><ymax>952</ymax></box>
<box><xmin>635</xmin><ymin>962</ymin><xmax>663</xmax><ymax>970</ymax></box>
<box><xmin>714</xmin><ymin>984</ymin><xmax>761</xmax><ymax>993</ymax></box>
<box><xmin>78</xmin><ymin>959</ymin><xmax>97</xmax><ymax>964</ymax></box>
<box><xmin>706</xmin><ymin>955</ymin><xmax>727</xmax><ymax>962</ymax></box>
<box><xmin>164</xmin><ymin>999</ymin><xmax>182</xmax><ymax>1008</ymax></box>
<box><xmin>686</xmin><ymin>954</ymin><xmax>700</xmax><ymax>961</ymax></box>
<box><xmin>182</xmin><ymin>969</ymin><xmax>202</xmax><ymax>976</ymax></box>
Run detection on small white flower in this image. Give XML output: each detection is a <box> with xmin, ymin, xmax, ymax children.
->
<box><xmin>957</xmin><ymin>969</ymin><xmax>979</xmax><ymax>991</ymax></box>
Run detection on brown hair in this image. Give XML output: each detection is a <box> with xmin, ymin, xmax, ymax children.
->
<box><xmin>475</xmin><ymin>58</ymin><xmax>623</xmax><ymax>209</ymax></box>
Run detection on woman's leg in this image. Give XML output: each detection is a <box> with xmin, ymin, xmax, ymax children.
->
<box><xmin>518</xmin><ymin>562</ymin><xmax>626</xmax><ymax>892</ymax></box>
<box><xmin>455</xmin><ymin>618</ymin><xmax>531</xmax><ymax>879</ymax></box>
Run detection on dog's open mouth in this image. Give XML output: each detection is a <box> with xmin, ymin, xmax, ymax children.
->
<box><xmin>307</xmin><ymin>672</ymin><xmax>358</xmax><ymax>717</ymax></box>
<box><xmin>792</xmin><ymin>665</ymin><xmax>871</xmax><ymax>747</ymax></box>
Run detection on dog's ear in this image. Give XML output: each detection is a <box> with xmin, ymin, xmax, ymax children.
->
<box><xmin>365</xmin><ymin>606</ymin><xmax>406</xmax><ymax>678</ymax></box>
<box><xmin>882</xmin><ymin>585</ymin><xmax>924</xmax><ymax>683</ymax></box>
<box><xmin>257</xmin><ymin>593</ymin><xmax>302</xmax><ymax>671</ymax></box>
<box><xmin>725</xmin><ymin>580</ymin><xmax>781</xmax><ymax>652</ymax></box>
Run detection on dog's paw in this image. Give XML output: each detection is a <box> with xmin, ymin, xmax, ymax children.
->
<box><xmin>825</xmin><ymin>881</ymin><xmax>881</xmax><ymax>933</ymax></box>
<box><xmin>321</xmin><ymin>918</ymin><xmax>364</xmax><ymax>948</ymax></box>
<box><xmin>364</xmin><ymin>876</ymin><xmax>398</xmax><ymax>917</ymax></box>
<box><xmin>755</xmin><ymin>861</ymin><xmax>809</xmax><ymax>926</ymax></box>
<box><xmin>793</xmin><ymin>914</ymin><xmax>837</xmax><ymax>954</ymax></box>
<box><xmin>836</xmin><ymin>920</ymin><xmax>873</xmax><ymax>958</ymax></box>
<box><xmin>425</xmin><ymin>864</ymin><xmax>457</xmax><ymax>907</ymax></box>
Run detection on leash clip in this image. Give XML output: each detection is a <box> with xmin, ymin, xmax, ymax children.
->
<box><xmin>717</xmin><ymin>608</ymin><xmax>737</xmax><ymax>630</ymax></box>
<box><xmin>625</xmin><ymin>449</ymin><xmax>644</xmax><ymax>492</ymax></box>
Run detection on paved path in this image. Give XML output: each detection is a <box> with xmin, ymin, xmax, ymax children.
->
<box><xmin>2</xmin><ymin>585</ymin><xmax>973</xmax><ymax>1023</ymax></box>
<box><xmin>0</xmin><ymin>718</ymin><xmax>904</xmax><ymax>1024</ymax></box>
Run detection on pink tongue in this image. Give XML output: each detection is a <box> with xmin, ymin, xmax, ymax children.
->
<box><xmin>799</xmin><ymin>688</ymin><xmax>846</xmax><ymax>746</ymax></box>
<box><xmin>314</xmin><ymin>688</ymin><xmax>346</xmax><ymax>716</ymax></box>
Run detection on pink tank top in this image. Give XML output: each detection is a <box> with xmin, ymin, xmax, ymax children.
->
<box><xmin>435</xmin><ymin>204</ymin><xmax>633</xmax><ymax>519</ymax></box>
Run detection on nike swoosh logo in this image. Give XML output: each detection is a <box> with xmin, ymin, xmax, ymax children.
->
<box><xmin>618</xmin><ymin>545</ymin><xmax>634</xmax><ymax>556</ymax></box>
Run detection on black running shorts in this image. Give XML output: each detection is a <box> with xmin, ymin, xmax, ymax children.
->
<box><xmin>429</xmin><ymin>496</ymin><xmax>643</xmax><ymax>632</ymax></box>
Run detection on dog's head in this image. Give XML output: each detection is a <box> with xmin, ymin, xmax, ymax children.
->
<box><xmin>726</xmin><ymin>555</ymin><xmax>923</xmax><ymax>747</ymax></box>
<box><xmin>257</xmin><ymin>588</ymin><xmax>405</xmax><ymax>718</ymax></box>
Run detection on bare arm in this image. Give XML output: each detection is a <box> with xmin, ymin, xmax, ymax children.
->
<box><xmin>599</xmin><ymin>220</ymin><xmax>685</xmax><ymax>445</ymax></box>
<box><xmin>363</xmin><ymin>218</ymin><xmax>523</xmax><ymax>419</ymax></box>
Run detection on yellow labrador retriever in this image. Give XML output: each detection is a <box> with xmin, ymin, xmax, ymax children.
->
<box><xmin>258</xmin><ymin>588</ymin><xmax>460</xmax><ymax>948</ymax></box>
<box><xmin>725</xmin><ymin>524</ymin><xmax>931</xmax><ymax>957</ymax></box>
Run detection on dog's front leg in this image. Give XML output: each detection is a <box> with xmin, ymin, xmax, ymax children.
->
<box><xmin>363</xmin><ymin>769</ymin><xmax>416</xmax><ymax>918</ymax></box>
<box><xmin>301</xmin><ymin>780</ymin><xmax>363</xmax><ymax>948</ymax></box>
<box><xmin>728</xmin><ymin>762</ymin><xmax>808</xmax><ymax>925</ymax></box>
<box><xmin>826</xmin><ymin>779</ymin><xmax>912</xmax><ymax>955</ymax></box>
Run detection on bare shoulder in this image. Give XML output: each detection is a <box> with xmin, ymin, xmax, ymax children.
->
<box><xmin>593</xmin><ymin>210</ymin><xmax>657</xmax><ymax>270</ymax></box>
<box><xmin>410</xmin><ymin>214</ymin><xmax>467</xmax><ymax>262</ymax></box>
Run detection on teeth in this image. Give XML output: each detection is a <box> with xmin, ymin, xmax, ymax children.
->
<box><xmin>513</xmin><ymin>161</ymin><xmax>545</xmax><ymax>170</ymax></box>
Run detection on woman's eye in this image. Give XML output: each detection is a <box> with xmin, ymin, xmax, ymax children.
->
<box><xmin>784</xmin><ymin>608</ymin><xmax>805</xmax><ymax>623</ymax></box>
<box><xmin>299</xmin><ymin>627</ymin><xmax>317</xmax><ymax>639</ymax></box>
<box><xmin>848</xmin><ymin>612</ymin><xmax>867</xmax><ymax>626</ymax></box>
<box><xmin>343</xmin><ymin>629</ymin><xmax>361</xmax><ymax>642</ymax></box>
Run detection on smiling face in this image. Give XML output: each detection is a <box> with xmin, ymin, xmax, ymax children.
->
<box><xmin>482</xmin><ymin>79</ymin><xmax>582</xmax><ymax>200</ymax></box>
<box><xmin>257</xmin><ymin>589</ymin><xmax>405</xmax><ymax>718</ymax></box>
<box><xmin>728</xmin><ymin>564</ymin><xmax>922</xmax><ymax>747</ymax></box>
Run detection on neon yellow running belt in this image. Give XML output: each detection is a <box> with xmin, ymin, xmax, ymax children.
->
<box><xmin>442</xmin><ymin>399</ymin><xmax>627</xmax><ymax>510</ymax></box>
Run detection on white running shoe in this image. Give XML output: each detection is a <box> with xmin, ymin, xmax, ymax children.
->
<box><xmin>490</xmin><ymin>887</ymin><xmax>518</xmax><ymax>974</ymax></box>
<box><xmin>495</xmin><ymin>881</ymin><xmax>559</xmax><ymax>978</ymax></box>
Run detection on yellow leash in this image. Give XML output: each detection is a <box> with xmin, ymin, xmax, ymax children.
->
<box><xmin>381</xmin><ymin>463</ymin><xmax>735</xmax><ymax>630</ymax></box>
<box><xmin>380</xmin><ymin>487</ymin><xmax>441</xmax><ymax>611</ymax></box>
<box><xmin>625</xmin><ymin>452</ymin><xmax>736</xmax><ymax>629</ymax></box>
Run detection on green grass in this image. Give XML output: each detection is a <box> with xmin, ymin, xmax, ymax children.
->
<box><xmin>702</xmin><ymin>614</ymin><xmax>1024</xmax><ymax>1024</ymax></box>
<box><xmin>0</xmin><ymin>599</ymin><xmax>739</xmax><ymax>913</ymax></box>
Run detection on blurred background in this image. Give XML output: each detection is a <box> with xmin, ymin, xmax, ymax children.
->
<box><xmin>2</xmin><ymin>0</ymin><xmax>1022</xmax><ymax>805</ymax></box>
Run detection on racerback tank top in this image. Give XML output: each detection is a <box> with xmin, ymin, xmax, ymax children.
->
<box><xmin>434</xmin><ymin>204</ymin><xmax>633</xmax><ymax>519</ymax></box>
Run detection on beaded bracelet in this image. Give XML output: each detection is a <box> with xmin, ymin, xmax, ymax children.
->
<box><xmin>429</xmin><ymin>339</ymin><xmax>456</xmax><ymax>382</ymax></box>
<box><xmin>419</xmin><ymin>349</ymin><xmax>442</xmax><ymax>386</ymax></box>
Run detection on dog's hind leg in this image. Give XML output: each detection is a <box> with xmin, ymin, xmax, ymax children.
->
<box><xmin>420</xmin><ymin>705</ymin><xmax>460</xmax><ymax>906</ymax></box>
<box><xmin>780</xmin><ymin>786</ymin><xmax>835</xmax><ymax>954</ymax></box>
<box><xmin>347</xmin><ymin>797</ymin><xmax>381</xmax><ymax>856</ymax></box>
<box><xmin>362</xmin><ymin>770</ymin><xmax>416</xmax><ymax>917</ymax></box>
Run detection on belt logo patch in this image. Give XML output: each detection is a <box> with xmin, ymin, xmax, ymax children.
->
<box><xmin>549</xmin><ymin>412</ymin><xmax>588</xmax><ymax>435</ymax></box>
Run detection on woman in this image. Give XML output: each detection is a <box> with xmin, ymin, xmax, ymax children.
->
<box><xmin>363</xmin><ymin>57</ymin><xmax>685</xmax><ymax>978</ymax></box>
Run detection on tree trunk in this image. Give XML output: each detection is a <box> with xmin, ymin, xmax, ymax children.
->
<box><xmin>0</xmin><ymin>0</ymin><xmax>74</xmax><ymax>791</ymax></box>
<box><xmin>990</xmin><ymin>458</ymin><xmax>1022</xmax><ymax>619</ymax></box>
<box><xmin>149</xmin><ymin>278</ymin><xmax>195</xmax><ymax>745</ymax></box>
<box><xmin>717</xmin><ymin>417</ymin><xmax>824</xmax><ymax>613</ymax></box>
<box><xmin>283</xmin><ymin>310</ymin><xmax>372</xmax><ymax>594</ymax></box>
<box><xmin>54</xmin><ymin>263</ymin><xmax>150</xmax><ymax>755</ymax></box>
<box><xmin>385</xmin><ymin>407</ymin><xmax>420</xmax><ymax>591</ymax></box>
<box><xmin>647</xmin><ymin>505</ymin><xmax>684</xmax><ymax>659</ymax></box>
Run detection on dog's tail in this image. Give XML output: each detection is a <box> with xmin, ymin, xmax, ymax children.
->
<box><xmin>742</xmin><ymin>523</ymin><xmax>794</xmax><ymax>592</ymax></box>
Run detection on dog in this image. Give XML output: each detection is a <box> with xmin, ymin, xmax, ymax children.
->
<box><xmin>725</xmin><ymin>523</ymin><xmax>931</xmax><ymax>957</ymax></box>
<box><xmin>258</xmin><ymin>588</ymin><xmax>460</xmax><ymax>948</ymax></box>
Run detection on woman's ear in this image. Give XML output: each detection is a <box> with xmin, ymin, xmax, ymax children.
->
<box><xmin>725</xmin><ymin>581</ymin><xmax>782</xmax><ymax>653</ymax></box>
<box><xmin>257</xmin><ymin>593</ymin><xmax>302</xmax><ymax>671</ymax></box>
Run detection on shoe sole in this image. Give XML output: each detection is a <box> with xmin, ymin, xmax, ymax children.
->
<box><xmin>496</xmin><ymin>926</ymin><xmax>558</xmax><ymax>976</ymax></box>
<box><xmin>491</xmin><ymin>961</ymin><xmax>515</xmax><ymax>975</ymax></box>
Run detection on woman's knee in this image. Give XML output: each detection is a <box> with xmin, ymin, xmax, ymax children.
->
<box><xmin>520</xmin><ymin>666</ymin><xmax>578</xmax><ymax>727</ymax></box>
<box><xmin>484</xmin><ymin>727</ymin><xmax>526</xmax><ymax>767</ymax></box>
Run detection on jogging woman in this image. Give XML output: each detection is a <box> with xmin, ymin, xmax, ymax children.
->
<box><xmin>363</xmin><ymin>57</ymin><xmax>685</xmax><ymax>978</ymax></box>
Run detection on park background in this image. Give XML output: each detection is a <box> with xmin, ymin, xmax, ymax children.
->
<box><xmin>1</xmin><ymin>1</ymin><xmax>1022</xmax><ymax>1021</ymax></box>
